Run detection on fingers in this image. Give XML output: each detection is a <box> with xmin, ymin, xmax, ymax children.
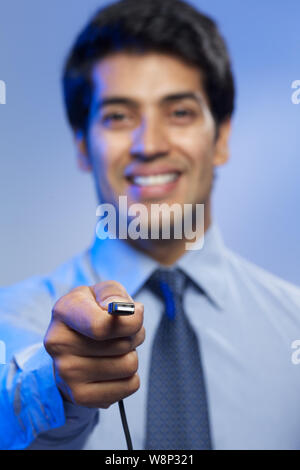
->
<box><xmin>51</xmin><ymin>282</ymin><xmax>144</xmax><ymax>340</ymax></box>
<box><xmin>45</xmin><ymin>319</ymin><xmax>146</xmax><ymax>357</ymax></box>
<box><xmin>66</xmin><ymin>375</ymin><xmax>141</xmax><ymax>409</ymax></box>
<box><xmin>45</xmin><ymin>279</ymin><xmax>145</xmax><ymax>409</ymax></box>
<box><xmin>56</xmin><ymin>350</ymin><xmax>139</xmax><ymax>383</ymax></box>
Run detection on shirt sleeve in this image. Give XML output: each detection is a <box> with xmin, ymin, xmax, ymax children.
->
<box><xmin>0</xmin><ymin>342</ymin><xmax>99</xmax><ymax>450</ymax></box>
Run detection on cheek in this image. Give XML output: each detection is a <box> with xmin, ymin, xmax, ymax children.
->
<box><xmin>88</xmin><ymin>127</ymin><xmax>125</xmax><ymax>179</ymax></box>
<box><xmin>170</xmin><ymin>126</ymin><xmax>215</xmax><ymax>167</ymax></box>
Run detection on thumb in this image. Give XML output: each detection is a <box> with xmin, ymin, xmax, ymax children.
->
<box><xmin>91</xmin><ymin>281</ymin><xmax>134</xmax><ymax>310</ymax></box>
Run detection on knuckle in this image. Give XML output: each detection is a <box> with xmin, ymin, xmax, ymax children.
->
<box><xmin>43</xmin><ymin>334</ymin><xmax>53</xmax><ymax>355</ymax></box>
<box><xmin>43</xmin><ymin>328</ymin><xmax>64</xmax><ymax>357</ymax></box>
<box><xmin>56</xmin><ymin>356</ymin><xmax>78</xmax><ymax>381</ymax></box>
<box><xmin>44</xmin><ymin>339</ymin><xmax>64</xmax><ymax>357</ymax></box>
<box><xmin>52</xmin><ymin>287</ymin><xmax>89</xmax><ymax>320</ymax></box>
<box><xmin>71</xmin><ymin>285</ymin><xmax>90</xmax><ymax>294</ymax></box>
<box><xmin>44</xmin><ymin>324</ymin><xmax>74</xmax><ymax>358</ymax></box>
<box><xmin>71</xmin><ymin>286</ymin><xmax>91</xmax><ymax>302</ymax></box>
<box><xmin>68</xmin><ymin>285</ymin><xmax>91</xmax><ymax>297</ymax></box>
<box><xmin>44</xmin><ymin>330</ymin><xmax>69</xmax><ymax>358</ymax></box>
<box><xmin>136</xmin><ymin>327</ymin><xmax>146</xmax><ymax>346</ymax></box>
<box><xmin>141</xmin><ymin>327</ymin><xmax>146</xmax><ymax>341</ymax></box>
<box><xmin>51</xmin><ymin>297</ymin><xmax>66</xmax><ymax>320</ymax></box>
<box><xmin>127</xmin><ymin>373</ymin><xmax>140</xmax><ymax>395</ymax></box>
<box><xmin>72</xmin><ymin>386</ymin><xmax>88</xmax><ymax>406</ymax></box>
<box><xmin>124</xmin><ymin>351</ymin><xmax>138</xmax><ymax>375</ymax></box>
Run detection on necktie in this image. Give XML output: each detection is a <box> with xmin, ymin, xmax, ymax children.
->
<box><xmin>144</xmin><ymin>267</ymin><xmax>212</xmax><ymax>450</ymax></box>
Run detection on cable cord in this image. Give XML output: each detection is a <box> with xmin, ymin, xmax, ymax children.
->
<box><xmin>118</xmin><ymin>399</ymin><xmax>133</xmax><ymax>450</ymax></box>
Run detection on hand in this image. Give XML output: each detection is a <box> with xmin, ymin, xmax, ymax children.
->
<box><xmin>44</xmin><ymin>281</ymin><xmax>145</xmax><ymax>409</ymax></box>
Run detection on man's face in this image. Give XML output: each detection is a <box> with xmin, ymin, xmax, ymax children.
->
<box><xmin>77</xmin><ymin>52</ymin><xmax>230</xmax><ymax>229</ymax></box>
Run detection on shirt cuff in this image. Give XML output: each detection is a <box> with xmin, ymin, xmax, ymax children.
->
<box><xmin>0</xmin><ymin>343</ymin><xmax>65</xmax><ymax>450</ymax></box>
<box><xmin>0</xmin><ymin>342</ymin><xmax>99</xmax><ymax>450</ymax></box>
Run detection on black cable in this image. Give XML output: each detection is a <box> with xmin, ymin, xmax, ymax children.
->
<box><xmin>118</xmin><ymin>399</ymin><xmax>133</xmax><ymax>450</ymax></box>
<box><xmin>106</xmin><ymin>301</ymin><xmax>135</xmax><ymax>450</ymax></box>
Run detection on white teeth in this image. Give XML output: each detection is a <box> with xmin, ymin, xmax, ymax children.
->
<box><xmin>132</xmin><ymin>172</ymin><xmax>179</xmax><ymax>186</ymax></box>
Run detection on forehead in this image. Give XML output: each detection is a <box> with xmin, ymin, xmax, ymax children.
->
<box><xmin>90</xmin><ymin>52</ymin><xmax>206</xmax><ymax>104</ymax></box>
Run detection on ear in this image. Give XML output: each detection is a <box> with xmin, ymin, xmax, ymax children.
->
<box><xmin>74</xmin><ymin>130</ymin><xmax>92</xmax><ymax>172</ymax></box>
<box><xmin>213</xmin><ymin>118</ymin><xmax>232</xmax><ymax>167</ymax></box>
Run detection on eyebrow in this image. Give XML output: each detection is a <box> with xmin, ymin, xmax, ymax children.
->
<box><xmin>95</xmin><ymin>92</ymin><xmax>204</xmax><ymax>110</ymax></box>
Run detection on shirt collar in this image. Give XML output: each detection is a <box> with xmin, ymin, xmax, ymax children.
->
<box><xmin>176</xmin><ymin>222</ymin><xmax>228</xmax><ymax>310</ymax></box>
<box><xmin>88</xmin><ymin>221</ymin><xmax>228</xmax><ymax>311</ymax></box>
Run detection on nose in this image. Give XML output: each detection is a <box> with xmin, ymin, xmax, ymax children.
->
<box><xmin>130</xmin><ymin>116</ymin><xmax>170</xmax><ymax>161</ymax></box>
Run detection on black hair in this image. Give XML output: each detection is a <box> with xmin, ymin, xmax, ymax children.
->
<box><xmin>63</xmin><ymin>0</ymin><xmax>235</xmax><ymax>134</ymax></box>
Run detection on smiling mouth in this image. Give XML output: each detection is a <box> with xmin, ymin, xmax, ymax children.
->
<box><xmin>126</xmin><ymin>172</ymin><xmax>181</xmax><ymax>187</ymax></box>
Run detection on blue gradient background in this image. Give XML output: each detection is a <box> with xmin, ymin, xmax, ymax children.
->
<box><xmin>0</xmin><ymin>0</ymin><xmax>299</xmax><ymax>286</ymax></box>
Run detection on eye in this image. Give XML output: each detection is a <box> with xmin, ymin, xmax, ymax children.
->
<box><xmin>171</xmin><ymin>108</ymin><xmax>196</xmax><ymax>120</ymax></box>
<box><xmin>174</xmin><ymin>109</ymin><xmax>189</xmax><ymax>116</ymax></box>
<box><xmin>102</xmin><ymin>113</ymin><xmax>126</xmax><ymax>124</ymax></box>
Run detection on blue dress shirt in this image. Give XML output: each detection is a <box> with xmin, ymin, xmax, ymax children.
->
<box><xmin>0</xmin><ymin>222</ymin><xmax>300</xmax><ymax>450</ymax></box>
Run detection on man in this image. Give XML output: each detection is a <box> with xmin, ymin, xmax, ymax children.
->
<box><xmin>1</xmin><ymin>0</ymin><xmax>300</xmax><ymax>450</ymax></box>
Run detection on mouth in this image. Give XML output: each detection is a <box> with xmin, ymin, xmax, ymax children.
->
<box><xmin>126</xmin><ymin>171</ymin><xmax>181</xmax><ymax>187</ymax></box>
<box><xmin>124</xmin><ymin>168</ymin><xmax>183</xmax><ymax>200</ymax></box>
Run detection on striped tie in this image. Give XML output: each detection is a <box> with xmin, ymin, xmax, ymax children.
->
<box><xmin>144</xmin><ymin>267</ymin><xmax>212</xmax><ymax>450</ymax></box>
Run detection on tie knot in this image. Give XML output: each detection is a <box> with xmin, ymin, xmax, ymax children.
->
<box><xmin>146</xmin><ymin>268</ymin><xmax>187</xmax><ymax>319</ymax></box>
